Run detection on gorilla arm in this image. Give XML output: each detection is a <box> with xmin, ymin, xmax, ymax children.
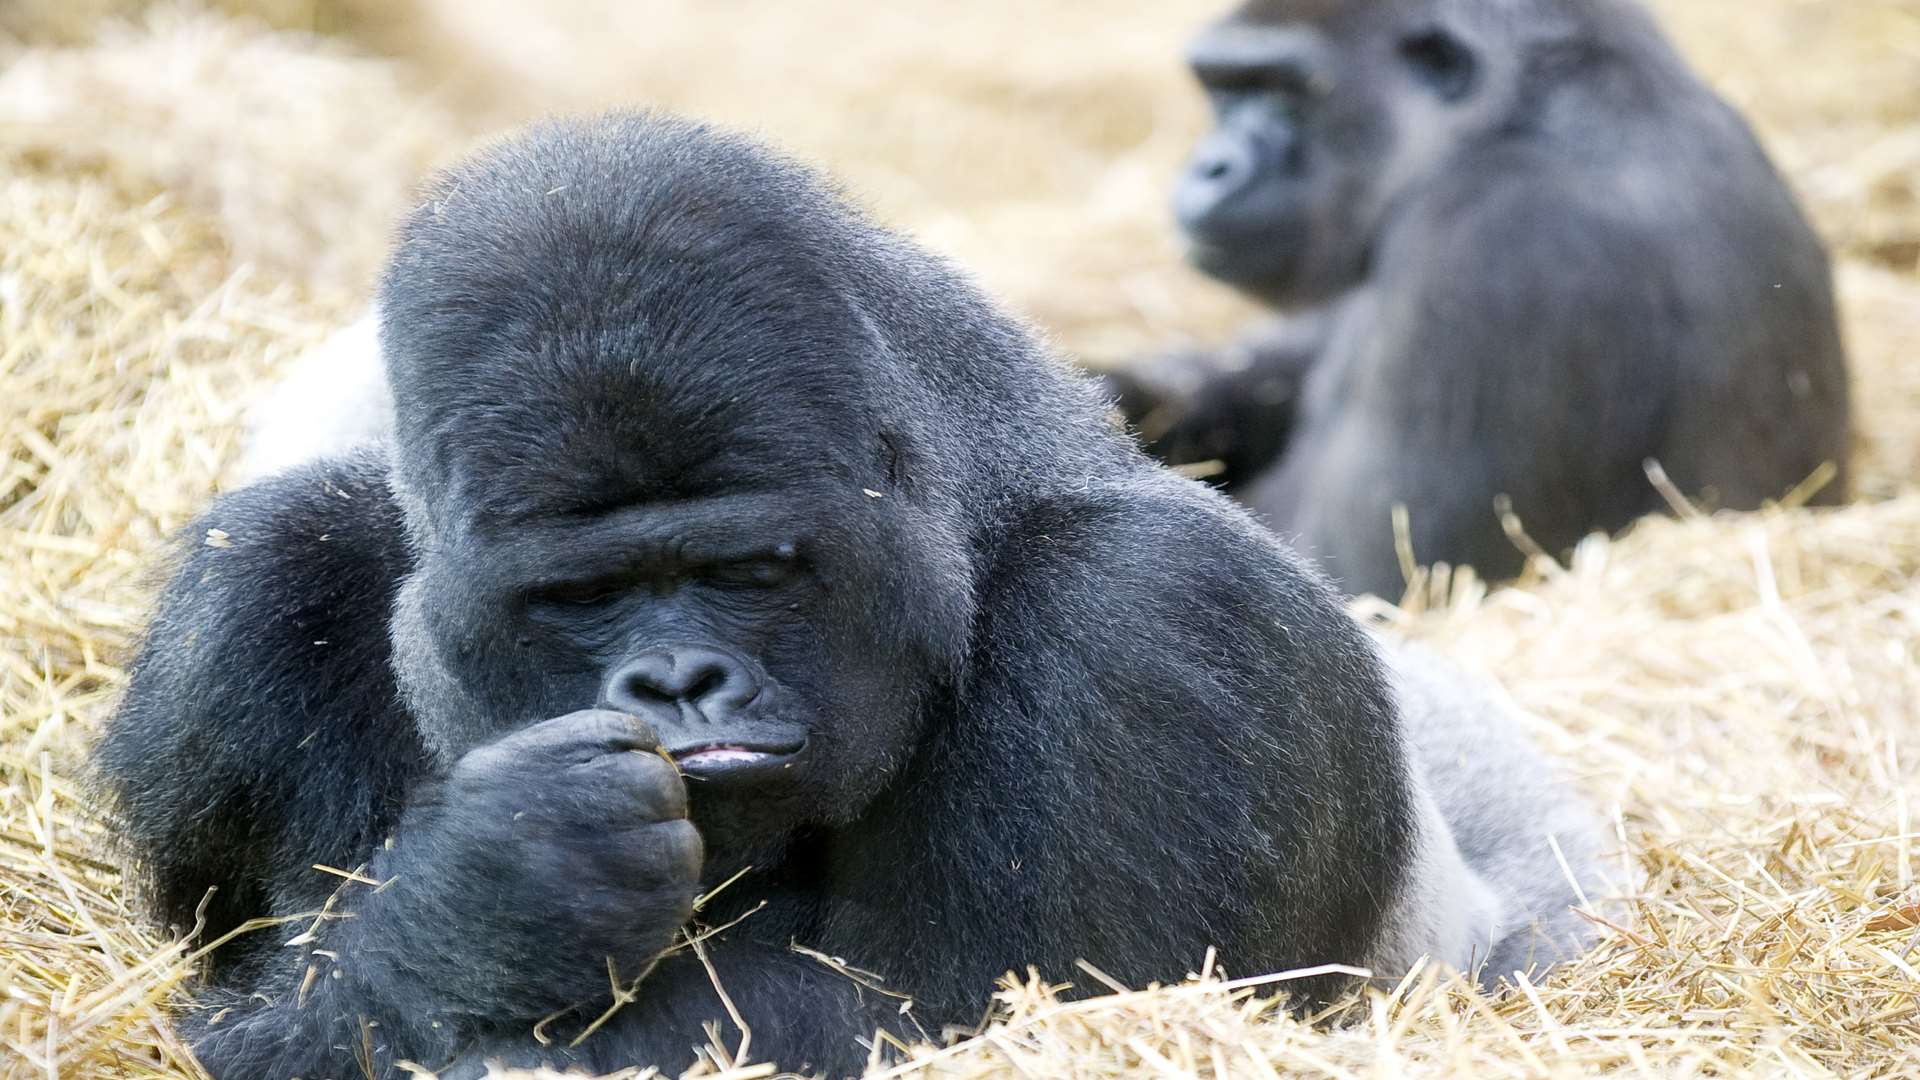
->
<box><xmin>1258</xmin><ymin>163</ymin><xmax>1680</xmax><ymax>597</ymax></box>
<box><xmin>89</xmin><ymin>454</ymin><xmax>458</xmax><ymax>1076</ymax></box>
<box><xmin>1103</xmin><ymin>311</ymin><xmax>1331</xmax><ymax>489</ymax></box>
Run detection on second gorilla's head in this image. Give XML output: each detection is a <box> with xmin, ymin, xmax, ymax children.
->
<box><xmin>1177</xmin><ymin>0</ymin><xmax>1518</xmax><ymax>305</ymax></box>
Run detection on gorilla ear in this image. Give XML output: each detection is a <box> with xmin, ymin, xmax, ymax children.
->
<box><xmin>1398</xmin><ymin>27</ymin><xmax>1479</xmax><ymax>103</ymax></box>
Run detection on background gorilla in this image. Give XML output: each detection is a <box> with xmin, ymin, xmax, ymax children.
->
<box><xmin>1109</xmin><ymin>0</ymin><xmax>1851</xmax><ymax>599</ymax></box>
<box><xmin>96</xmin><ymin>113</ymin><xmax>1605</xmax><ymax>1079</ymax></box>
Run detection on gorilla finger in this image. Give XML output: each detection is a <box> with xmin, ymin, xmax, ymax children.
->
<box><xmin>572</xmin><ymin>750</ymin><xmax>690</xmax><ymax>822</ymax></box>
<box><xmin>486</xmin><ymin>709</ymin><xmax>662</xmax><ymax>764</ymax></box>
<box><xmin>607</xmin><ymin>818</ymin><xmax>705</xmax><ymax>883</ymax></box>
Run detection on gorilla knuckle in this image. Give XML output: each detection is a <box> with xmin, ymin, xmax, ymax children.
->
<box><xmin>579</xmin><ymin>749</ymin><xmax>690</xmax><ymax>822</ymax></box>
<box><xmin>645</xmin><ymin>818</ymin><xmax>705</xmax><ymax>883</ymax></box>
<box><xmin>523</xmin><ymin>709</ymin><xmax>660</xmax><ymax>755</ymax></box>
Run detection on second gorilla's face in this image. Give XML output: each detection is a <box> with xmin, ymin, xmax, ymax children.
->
<box><xmin>1176</xmin><ymin>19</ymin><xmax>1331</xmax><ymax>297</ymax></box>
<box><xmin>1177</xmin><ymin>1</ymin><xmax>1485</xmax><ymax>306</ymax></box>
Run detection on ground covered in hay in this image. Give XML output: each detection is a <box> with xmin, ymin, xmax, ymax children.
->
<box><xmin>2</xmin><ymin>2</ymin><xmax>1917</xmax><ymax>1077</ymax></box>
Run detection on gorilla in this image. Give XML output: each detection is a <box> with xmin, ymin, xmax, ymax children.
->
<box><xmin>1108</xmin><ymin>0</ymin><xmax>1851</xmax><ymax>599</ymax></box>
<box><xmin>95</xmin><ymin>113</ymin><xmax>1607</xmax><ymax>1079</ymax></box>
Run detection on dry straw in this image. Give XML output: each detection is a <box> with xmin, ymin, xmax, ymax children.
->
<box><xmin>2</xmin><ymin>3</ymin><xmax>1917</xmax><ymax>1078</ymax></box>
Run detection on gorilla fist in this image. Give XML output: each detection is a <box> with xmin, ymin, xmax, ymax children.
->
<box><xmin>370</xmin><ymin>710</ymin><xmax>703</xmax><ymax>1020</ymax></box>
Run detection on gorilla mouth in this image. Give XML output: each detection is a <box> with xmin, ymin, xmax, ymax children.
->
<box><xmin>667</xmin><ymin>737</ymin><xmax>806</xmax><ymax>781</ymax></box>
<box><xmin>1183</xmin><ymin>233</ymin><xmax>1294</xmax><ymax>290</ymax></box>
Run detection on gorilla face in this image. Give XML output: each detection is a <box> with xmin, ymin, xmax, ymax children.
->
<box><xmin>374</xmin><ymin>141</ymin><xmax>979</xmax><ymax>864</ymax></box>
<box><xmin>1176</xmin><ymin>0</ymin><xmax>1485</xmax><ymax>305</ymax></box>
<box><xmin>390</xmin><ymin>455</ymin><xmax>935</xmax><ymax>862</ymax></box>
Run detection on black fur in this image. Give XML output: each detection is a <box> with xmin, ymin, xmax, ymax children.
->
<box><xmin>1112</xmin><ymin>0</ymin><xmax>1851</xmax><ymax>598</ymax></box>
<box><xmin>95</xmin><ymin>113</ymin><xmax>1421</xmax><ymax>1078</ymax></box>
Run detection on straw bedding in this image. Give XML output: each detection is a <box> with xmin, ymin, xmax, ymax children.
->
<box><xmin>2</xmin><ymin>2</ymin><xmax>1916</xmax><ymax>1076</ymax></box>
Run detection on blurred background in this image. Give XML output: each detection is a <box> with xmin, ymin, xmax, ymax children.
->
<box><xmin>1</xmin><ymin>0</ymin><xmax>1915</xmax><ymax>354</ymax></box>
<box><xmin>5</xmin><ymin>0</ymin><xmax>1918</xmax><ymax>483</ymax></box>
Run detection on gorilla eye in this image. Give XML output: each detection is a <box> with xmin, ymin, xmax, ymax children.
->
<box><xmin>1399</xmin><ymin>29</ymin><xmax>1478</xmax><ymax>102</ymax></box>
<box><xmin>1203</xmin><ymin>65</ymin><xmax>1315</xmax><ymax>102</ymax></box>
<box><xmin>701</xmin><ymin>557</ymin><xmax>798</xmax><ymax>589</ymax></box>
<box><xmin>532</xmin><ymin>580</ymin><xmax>628</xmax><ymax>607</ymax></box>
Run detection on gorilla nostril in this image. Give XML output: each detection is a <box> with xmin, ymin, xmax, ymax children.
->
<box><xmin>605</xmin><ymin>646</ymin><xmax>762</xmax><ymax>720</ymax></box>
<box><xmin>631</xmin><ymin>683</ymin><xmax>674</xmax><ymax>704</ymax></box>
<box><xmin>613</xmin><ymin>653</ymin><xmax>679</xmax><ymax>705</ymax></box>
<box><xmin>687</xmin><ymin>655</ymin><xmax>761</xmax><ymax>715</ymax></box>
<box><xmin>685</xmin><ymin>668</ymin><xmax>725</xmax><ymax>703</ymax></box>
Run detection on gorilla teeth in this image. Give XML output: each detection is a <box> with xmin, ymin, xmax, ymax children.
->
<box><xmin>674</xmin><ymin>746</ymin><xmax>770</xmax><ymax>767</ymax></box>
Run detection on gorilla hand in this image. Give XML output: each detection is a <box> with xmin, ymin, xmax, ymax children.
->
<box><xmin>1105</xmin><ymin>317</ymin><xmax>1325</xmax><ymax>491</ymax></box>
<box><xmin>364</xmin><ymin>710</ymin><xmax>703</xmax><ymax>1021</ymax></box>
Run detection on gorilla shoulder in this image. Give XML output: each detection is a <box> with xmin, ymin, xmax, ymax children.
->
<box><xmin>93</xmin><ymin>451</ymin><xmax>417</xmax><ymax>954</ymax></box>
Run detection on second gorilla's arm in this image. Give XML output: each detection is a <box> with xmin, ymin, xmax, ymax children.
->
<box><xmin>1102</xmin><ymin>312</ymin><xmax>1330</xmax><ymax>489</ymax></box>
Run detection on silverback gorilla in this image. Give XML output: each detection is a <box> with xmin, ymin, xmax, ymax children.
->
<box><xmin>96</xmin><ymin>114</ymin><xmax>1607</xmax><ymax>1079</ymax></box>
<box><xmin>1109</xmin><ymin>0</ymin><xmax>1851</xmax><ymax>599</ymax></box>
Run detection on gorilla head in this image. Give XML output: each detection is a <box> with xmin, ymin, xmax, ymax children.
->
<box><xmin>1176</xmin><ymin>0</ymin><xmax>1503</xmax><ymax>305</ymax></box>
<box><xmin>375</xmin><ymin>119</ymin><xmax>976</xmax><ymax>858</ymax></box>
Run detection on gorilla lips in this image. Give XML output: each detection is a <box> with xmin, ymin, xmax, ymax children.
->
<box><xmin>667</xmin><ymin>738</ymin><xmax>806</xmax><ymax>781</ymax></box>
<box><xmin>677</xmin><ymin>747</ymin><xmax>765</xmax><ymax>766</ymax></box>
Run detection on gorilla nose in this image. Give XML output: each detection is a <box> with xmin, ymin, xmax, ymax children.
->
<box><xmin>1176</xmin><ymin>134</ymin><xmax>1258</xmax><ymax>229</ymax></box>
<box><xmin>605</xmin><ymin>646</ymin><xmax>762</xmax><ymax>722</ymax></box>
<box><xmin>1199</xmin><ymin>155</ymin><xmax>1239</xmax><ymax>182</ymax></box>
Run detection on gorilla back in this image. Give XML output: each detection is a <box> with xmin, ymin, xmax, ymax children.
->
<box><xmin>1118</xmin><ymin>0</ymin><xmax>1849</xmax><ymax>598</ymax></box>
<box><xmin>96</xmin><ymin>113</ymin><xmax>1601</xmax><ymax>1079</ymax></box>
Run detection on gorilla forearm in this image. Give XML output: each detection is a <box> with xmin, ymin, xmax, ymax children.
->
<box><xmin>444</xmin><ymin>949</ymin><xmax>915</xmax><ymax>1078</ymax></box>
<box><xmin>184</xmin><ymin>905</ymin><xmax>902</xmax><ymax>1079</ymax></box>
<box><xmin>180</xmin><ymin>922</ymin><xmax>466</xmax><ymax>1080</ymax></box>
<box><xmin>1107</xmin><ymin>314</ymin><xmax>1328</xmax><ymax>488</ymax></box>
